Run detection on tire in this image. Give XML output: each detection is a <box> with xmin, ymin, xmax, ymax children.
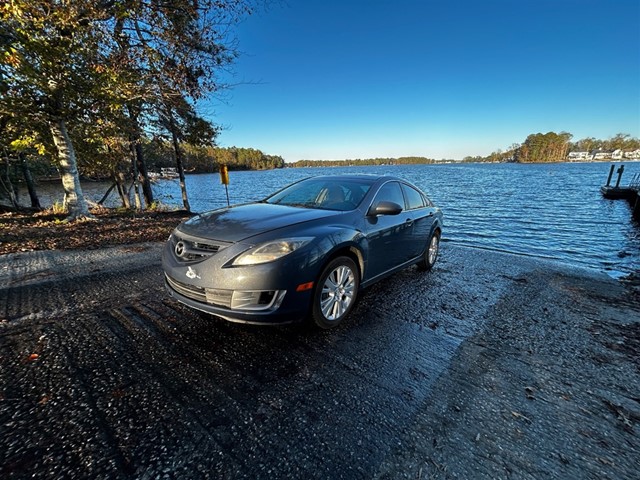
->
<box><xmin>311</xmin><ymin>256</ymin><xmax>359</xmax><ymax>329</ymax></box>
<box><xmin>417</xmin><ymin>230</ymin><xmax>440</xmax><ymax>271</ymax></box>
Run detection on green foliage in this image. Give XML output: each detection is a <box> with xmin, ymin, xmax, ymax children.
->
<box><xmin>147</xmin><ymin>201</ymin><xmax>174</xmax><ymax>212</ymax></box>
<box><xmin>569</xmin><ymin>133</ymin><xmax>640</xmax><ymax>153</ymax></box>
<box><xmin>0</xmin><ymin>0</ymin><xmax>112</xmax><ymax>120</ymax></box>
<box><xmin>1</xmin><ymin>0</ymin><xmax>256</xmax><ymax>212</ymax></box>
<box><xmin>142</xmin><ymin>142</ymin><xmax>285</xmax><ymax>173</ymax></box>
<box><xmin>514</xmin><ymin>132</ymin><xmax>573</xmax><ymax>163</ymax></box>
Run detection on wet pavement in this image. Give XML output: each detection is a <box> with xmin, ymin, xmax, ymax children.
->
<box><xmin>1</xmin><ymin>244</ymin><xmax>638</xmax><ymax>479</ymax></box>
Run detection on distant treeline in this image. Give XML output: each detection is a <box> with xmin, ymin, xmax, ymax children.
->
<box><xmin>8</xmin><ymin>143</ymin><xmax>285</xmax><ymax>180</ymax></box>
<box><xmin>289</xmin><ymin>133</ymin><xmax>640</xmax><ymax>168</ymax></box>
<box><xmin>290</xmin><ymin>156</ymin><xmax>440</xmax><ymax>168</ymax></box>
<box><xmin>465</xmin><ymin>132</ymin><xmax>640</xmax><ymax>164</ymax></box>
<box><xmin>142</xmin><ymin>142</ymin><xmax>285</xmax><ymax>172</ymax></box>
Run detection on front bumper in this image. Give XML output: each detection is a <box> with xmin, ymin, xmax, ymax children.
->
<box><xmin>164</xmin><ymin>277</ymin><xmax>308</xmax><ymax>325</ymax></box>
<box><xmin>161</xmin><ymin>234</ymin><xmax>318</xmax><ymax>325</ymax></box>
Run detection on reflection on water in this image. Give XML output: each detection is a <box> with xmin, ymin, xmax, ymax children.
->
<box><xmin>17</xmin><ymin>162</ymin><xmax>640</xmax><ymax>277</ymax></box>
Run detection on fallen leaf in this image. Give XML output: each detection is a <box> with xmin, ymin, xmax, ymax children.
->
<box><xmin>596</xmin><ymin>456</ymin><xmax>615</xmax><ymax>466</ymax></box>
<box><xmin>511</xmin><ymin>411</ymin><xmax>532</xmax><ymax>422</ymax></box>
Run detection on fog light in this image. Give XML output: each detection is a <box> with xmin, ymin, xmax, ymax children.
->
<box><xmin>230</xmin><ymin>290</ymin><xmax>286</xmax><ymax>310</ymax></box>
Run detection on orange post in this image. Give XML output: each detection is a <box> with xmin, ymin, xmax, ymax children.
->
<box><xmin>219</xmin><ymin>164</ymin><xmax>230</xmax><ymax>206</ymax></box>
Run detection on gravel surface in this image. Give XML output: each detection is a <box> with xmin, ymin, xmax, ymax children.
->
<box><xmin>1</xmin><ymin>244</ymin><xmax>638</xmax><ymax>479</ymax></box>
<box><xmin>0</xmin><ymin>210</ymin><xmax>191</xmax><ymax>255</ymax></box>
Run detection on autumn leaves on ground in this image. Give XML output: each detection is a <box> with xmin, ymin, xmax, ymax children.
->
<box><xmin>0</xmin><ymin>209</ymin><xmax>192</xmax><ymax>255</ymax></box>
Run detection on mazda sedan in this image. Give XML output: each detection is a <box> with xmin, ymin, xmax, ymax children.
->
<box><xmin>162</xmin><ymin>175</ymin><xmax>443</xmax><ymax>328</ymax></box>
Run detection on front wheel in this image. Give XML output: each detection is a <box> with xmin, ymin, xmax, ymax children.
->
<box><xmin>417</xmin><ymin>230</ymin><xmax>440</xmax><ymax>271</ymax></box>
<box><xmin>311</xmin><ymin>256</ymin><xmax>359</xmax><ymax>329</ymax></box>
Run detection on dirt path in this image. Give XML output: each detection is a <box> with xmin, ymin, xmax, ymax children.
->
<box><xmin>1</xmin><ymin>244</ymin><xmax>638</xmax><ymax>479</ymax></box>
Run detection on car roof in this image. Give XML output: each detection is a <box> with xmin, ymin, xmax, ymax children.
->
<box><xmin>301</xmin><ymin>174</ymin><xmax>419</xmax><ymax>188</ymax></box>
<box><xmin>300</xmin><ymin>174</ymin><xmax>404</xmax><ymax>183</ymax></box>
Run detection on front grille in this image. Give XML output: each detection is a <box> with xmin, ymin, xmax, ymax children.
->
<box><xmin>166</xmin><ymin>274</ymin><xmax>234</xmax><ymax>309</ymax></box>
<box><xmin>166</xmin><ymin>274</ymin><xmax>207</xmax><ymax>303</ymax></box>
<box><xmin>172</xmin><ymin>234</ymin><xmax>228</xmax><ymax>262</ymax></box>
<box><xmin>193</xmin><ymin>242</ymin><xmax>220</xmax><ymax>253</ymax></box>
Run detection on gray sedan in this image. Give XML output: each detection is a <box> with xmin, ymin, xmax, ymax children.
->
<box><xmin>162</xmin><ymin>175</ymin><xmax>443</xmax><ymax>328</ymax></box>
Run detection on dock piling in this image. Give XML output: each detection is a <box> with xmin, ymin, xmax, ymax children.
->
<box><xmin>615</xmin><ymin>165</ymin><xmax>625</xmax><ymax>188</ymax></box>
<box><xmin>601</xmin><ymin>165</ymin><xmax>640</xmax><ymax>220</ymax></box>
<box><xmin>606</xmin><ymin>164</ymin><xmax>615</xmax><ymax>186</ymax></box>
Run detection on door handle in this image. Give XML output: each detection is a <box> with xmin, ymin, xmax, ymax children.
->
<box><xmin>405</xmin><ymin>218</ymin><xmax>413</xmax><ymax>227</ymax></box>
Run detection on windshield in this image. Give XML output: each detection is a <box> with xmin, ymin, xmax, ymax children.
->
<box><xmin>265</xmin><ymin>178</ymin><xmax>373</xmax><ymax>211</ymax></box>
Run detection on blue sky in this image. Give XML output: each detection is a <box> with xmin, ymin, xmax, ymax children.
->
<box><xmin>209</xmin><ymin>0</ymin><xmax>640</xmax><ymax>161</ymax></box>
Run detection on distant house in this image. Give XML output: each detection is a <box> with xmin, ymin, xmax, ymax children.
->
<box><xmin>624</xmin><ymin>149</ymin><xmax>640</xmax><ymax>159</ymax></box>
<box><xmin>567</xmin><ymin>149</ymin><xmax>640</xmax><ymax>161</ymax></box>
<box><xmin>592</xmin><ymin>150</ymin><xmax>612</xmax><ymax>160</ymax></box>
<box><xmin>567</xmin><ymin>151</ymin><xmax>591</xmax><ymax>161</ymax></box>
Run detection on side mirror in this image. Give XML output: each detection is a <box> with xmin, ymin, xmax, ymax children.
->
<box><xmin>368</xmin><ymin>201</ymin><xmax>403</xmax><ymax>216</ymax></box>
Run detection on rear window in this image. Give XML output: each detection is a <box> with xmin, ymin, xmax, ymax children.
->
<box><xmin>401</xmin><ymin>184</ymin><xmax>426</xmax><ymax>210</ymax></box>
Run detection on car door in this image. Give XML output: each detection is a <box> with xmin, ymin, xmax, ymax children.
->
<box><xmin>401</xmin><ymin>183</ymin><xmax>437</xmax><ymax>259</ymax></box>
<box><xmin>364</xmin><ymin>181</ymin><xmax>415</xmax><ymax>279</ymax></box>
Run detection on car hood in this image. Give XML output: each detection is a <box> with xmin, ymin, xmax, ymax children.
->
<box><xmin>176</xmin><ymin>203</ymin><xmax>341</xmax><ymax>243</ymax></box>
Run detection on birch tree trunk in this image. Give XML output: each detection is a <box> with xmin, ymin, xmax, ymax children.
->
<box><xmin>49</xmin><ymin>119</ymin><xmax>92</xmax><ymax>219</ymax></box>
<box><xmin>166</xmin><ymin>109</ymin><xmax>190</xmax><ymax>212</ymax></box>
<box><xmin>171</xmin><ymin>127</ymin><xmax>191</xmax><ymax>212</ymax></box>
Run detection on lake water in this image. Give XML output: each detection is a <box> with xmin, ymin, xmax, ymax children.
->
<box><xmin>22</xmin><ymin>162</ymin><xmax>640</xmax><ymax>278</ymax></box>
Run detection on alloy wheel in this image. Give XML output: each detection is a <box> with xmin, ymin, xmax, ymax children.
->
<box><xmin>320</xmin><ymin>264</ymin><xmax>356</xmax><ymax>321</ymax></box>
<box><xmin>428</xmin><ymin>234</ymin><xmax>439</xmax><ymax>266</ymax></box>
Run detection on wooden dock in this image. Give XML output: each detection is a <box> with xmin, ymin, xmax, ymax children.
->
<box><xmin>601</xmin><ymin>165</ymin><xmax>640</xmax><ymax>219</ymax></box>
<box><xmin>600</xmin><ymin>185</ymin><xmax>638</xmax><ymax>200</ymax></box>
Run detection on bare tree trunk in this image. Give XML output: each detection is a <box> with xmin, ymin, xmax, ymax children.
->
<box><xmin>98</xmin><ymin>183</ymin><xmax>115</xmax><ymax>205</ymax></box>
<box><xmin>129</xmin><ymin>141</ymin><xmax>142</xmax><ymax>210</ymax></box>
<box><xmin>167</xmin><ymin>112</ymin><xmax>190</xmax><ymax>211</ymax></box>
<box><xmin>135</xmin><ymin>141</ymin><xmax>153</xmax><ymax>207</ymax></box>
<box><xmin>113</xmin><ymin>172</ymin><xmax>131</xmax><ymax>208</ymax></box>
<box><xmin>1</xmin><ymin>150</ymin><xmax>19</xmax><ymax>209</ymax></box>
<box><xmin>49</xmin><ymin>119</ymin><xmax>92</xmax><ymax>219</ymax></box>
<box><xmin>116</xmin><ymin>20</ymin><xmax>153</xmax><ymax>208</ymax></box>
<box><xmin>19</xmin><ymin>152</ymin><xmax>41</xmax><ymax>209</ymax></box>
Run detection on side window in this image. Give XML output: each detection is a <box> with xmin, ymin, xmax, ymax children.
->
<box><xmin>373</xmin><ymin>182</ymin><xmax>405</xmax><ymax>209</ymax></box>
<box><xmin>402</xmin><ymin>184</ymin><xmax>426</xmax><ymax>210</ymax></box>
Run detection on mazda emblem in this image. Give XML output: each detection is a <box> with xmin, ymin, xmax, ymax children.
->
<box><xmin>175</xmin><ymin>241</ymin><xmax>186</xmax><ymax>257</ymax></box>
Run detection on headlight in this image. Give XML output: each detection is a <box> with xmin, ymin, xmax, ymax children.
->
<box><xmin>232</xmin><ymin>237</ymin><xmax>313</xmax><ymax>266</ymax></box>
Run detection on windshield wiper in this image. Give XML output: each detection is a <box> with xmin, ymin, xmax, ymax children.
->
<box><xmin>286</xmin><ymin>202</ymin><xmax>317</xmax><ymax>209</ymax></box>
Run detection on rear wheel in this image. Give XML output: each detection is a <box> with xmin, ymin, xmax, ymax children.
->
<box><xmin>312</xmin><ymin>256</ymin><xmax>359</xmax><ymax>329</ymax></box>
<box><xmin>417</xmin><ymin>230</ymin><xmax>440</xmax><ymax>271</ymax></box>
